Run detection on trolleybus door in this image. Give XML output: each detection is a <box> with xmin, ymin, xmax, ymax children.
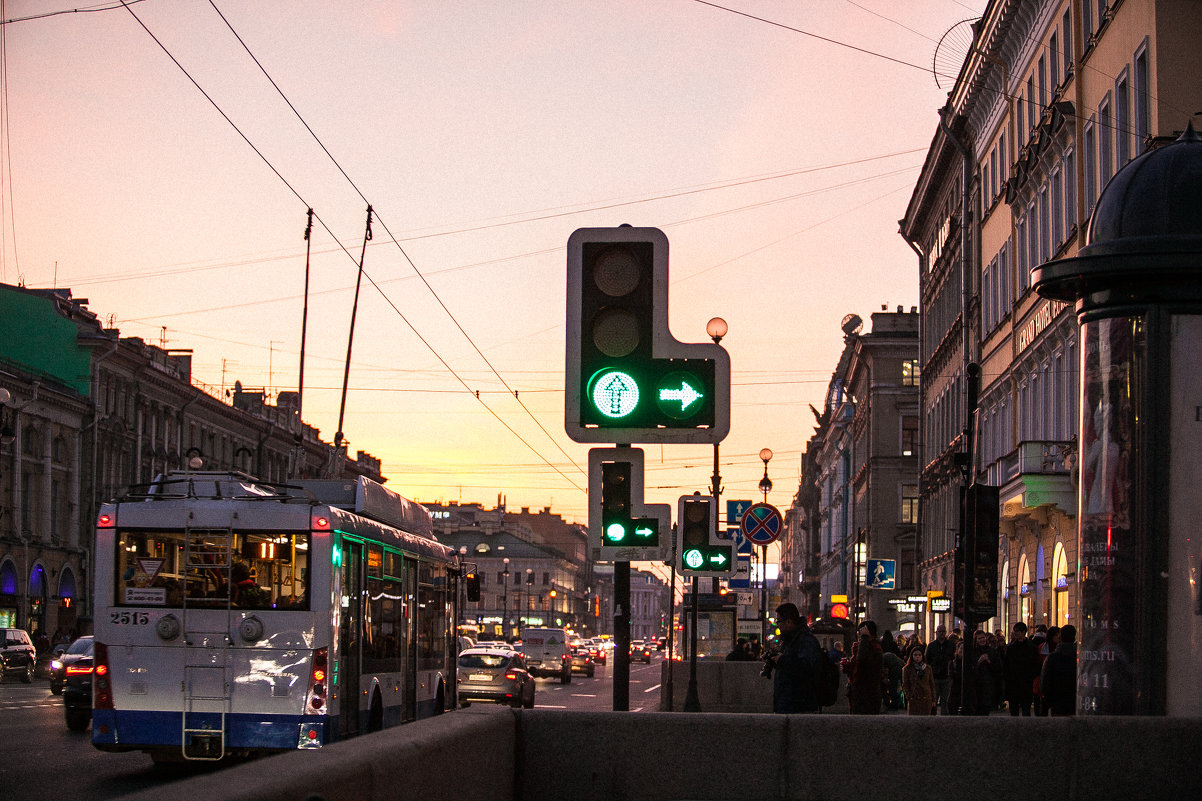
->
<box><xmin>402</xmin><ymin>557</ymin><xmax>417</xmax><ymax>722</ymax></box>
<box><xmin>337</xmin><ymin>540</ymin><xmax>364</xmax><ymax>739</ymax></box>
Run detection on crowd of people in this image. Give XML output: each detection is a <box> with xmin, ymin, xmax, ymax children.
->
<box><xmin>754</xmin><ymin>606</ymin><xmax>1079</xmax><ymax>716</ymax></box>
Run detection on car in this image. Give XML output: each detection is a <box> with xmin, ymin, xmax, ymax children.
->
<box><xmin>456</xmin><ymin>646</ymin><xmax>535</xmax><ymax>708</ymax></box>
<box><xmin>586</xmin><ymin>640</ymin><xmax>606</xmax><ymax>665</ymax></box>
<box><xmin>0</xmin><ymin>628</ymin><xmax>36</xmax><ymax>683</ymax></box>
<box><xmin>520</xmin><ymin>627</ymin><xmax>572</xmax><ymax>683</ymax></box>
<box><xmin>629</xmin><ymin>640</ymin><xmax>652</xmax><ymax>664</ymax></box>
<box><xmin>49</xmin><ymin>636</ymin><xmax>93</xmax><ymax>695</ymax></box>
<box><xmin>62</xmin><ymin>649</ymin><xmax>94</xmax><ymax>731</ymax></box>
<box><xmin>569</xmin><ymin>647</ymin><xmax>595</xmax><ymax>677</ymax></box>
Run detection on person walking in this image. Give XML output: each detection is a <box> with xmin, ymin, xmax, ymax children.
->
<box><xmin>1040</xmin><ymin>624</ymin><xmax>1078</xmax><ymax>716</ymax></box>
<box><xmin>966</xmin><ymin>628</ymin><xmax>1002</xmax><ymax>715</ymax></box>
<box><xmin>902</xmin><ymin>644</ymin><xmax>936</xmax><ymax>715</ymax></box>
<box><xmin>765</xmin><ymin>603</ymin><xmax>823</xmax><ymax>713</ymax></box>
<box><xmin>848</xmin><ymin>620</ymin><xmax>884</xmax><ymax>714</ymax></box>
<box><xmin>924</xmin><ymin>625</ymin><xmax>955</xmax><ymax>715</ymax></box>
<box><xmin>1003</xmin><ymin>622</ymin><xmax>1041</xmax><ymax>716</ymax></box>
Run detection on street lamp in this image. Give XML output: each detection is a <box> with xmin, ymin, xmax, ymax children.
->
<box><xmin>758</xmin><ymin>448</ymin><xmax>773</xmax><ymax>644</ymax></box>
<box><xmin>682</xmin><ymin>318</ymin><xmax>728</xmax><ymax>714</ymax></box>
<box><xmin>524</xmin><ymin>568</ymin><xmax>533</xmax><ymax>629</ymax></box>
<box><xmin>502</xmin><ymin>558</ymin><xmax>510</xmax><ymax>640</ymax></box>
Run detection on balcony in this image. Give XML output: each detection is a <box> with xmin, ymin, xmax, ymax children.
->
<box><xmin>990</xmin><ymin>440</ymin><xmax>1076</xmax><ymax>519</ymax></box>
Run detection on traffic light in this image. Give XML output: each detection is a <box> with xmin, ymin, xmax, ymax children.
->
<box><xmin>465</xmin><ymin>572</ymin><xmax>480</xmax><ymax>602</ymax></box>
<box><xmin>828</xmin><ymin>602</ymin><xmax>849</xmax><ymax>619</ymax></box>
<box><xmin>589</xmin><ymin>448</ymin><xmax>670</xmax><ymax>561</ymax></box>
<box><xmin>677</xmin><ymin>494</ymin><xmax>732</xmax><ymax>576</ymax></box>
<box><xmin>565</xmin><ymin>226</ymin><xmax>730</xmax><ymax>444</ymax></box>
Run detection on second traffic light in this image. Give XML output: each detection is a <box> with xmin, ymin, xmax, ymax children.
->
<box><xmin>589</xmin><ymin>447</ymin><xmax>671</xmax><ymax>561</ymax></box>
<box><xmin>677</xmin><ymin>494</ymin><xmax>732</xmax><ymax>576</ymax></box>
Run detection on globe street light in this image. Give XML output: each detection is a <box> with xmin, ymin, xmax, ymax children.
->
<box><xmin>502</xmin><ymin>557</ymin><xmax>510</xmax><ymax>640</ymax></box>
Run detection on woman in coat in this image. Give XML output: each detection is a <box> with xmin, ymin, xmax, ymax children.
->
<box><xmin>902</xmin><ymin>644</ymin><xmax>937</xmax><ymax>715</ymax></box>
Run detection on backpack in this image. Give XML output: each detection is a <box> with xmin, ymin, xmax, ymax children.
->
<box><xmin>818</xmin><ymin>648</ymin><xmax>840</xmax><ymax>707</ymax></box>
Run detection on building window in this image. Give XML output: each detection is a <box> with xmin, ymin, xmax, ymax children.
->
<box><xmin>1134</xmin><ymin>43</ymin><xmax>1150</xmax><ymax>155</ymax></box>
<box><xmin>902</xmin><ymin>359</ymin><xmax>920</xmax><ymax>387</ymax></box>
<box><xmin>1050</xmin><ymin>32</ymin><xmax>1060</xmax><ymax>89</ymax></box>
<box><xmin>902</xmin><ymin>417</ymin><xmax>919</xmax><ymax>457</ymax></box>
<box><xmin>1084</xmin><ymin>117</ymin><xmax>1098</xmax><ymax>215</ymax></box>
<box><xmin>1116</xmin><ymin>71</ymin><xmax>1131</xmax><ymax>167</ymax></box>
<box><xmin>1099</xmin><ymin>94</ymin><xmax>1113</xmax><ymax>186</ymax></box>
<box><xmin>1062</xmin><ymin>11</ymin><xmax>1073</xmax><ymax>78</ymax></box>
<box><xmin>1051</xmin><ymin>167</ymin><xmax>1064</xmax><ymax>250</ymax></box>
<box><xmin>901</xmin><ymin>486</ymin><xmax>918</xmax><ymax>524</ymax></box>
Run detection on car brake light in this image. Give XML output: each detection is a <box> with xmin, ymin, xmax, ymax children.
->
<box><xmin>307</xmin><ymin>648</ymin><xmax>329</xmax><ymax>712</ymax></box>
<box><xmin>505</xmin><ymin>672</ymin><xmax>518</xmax><ymax>680</ymax></box>
<box><xmin>66</xmin><ymin>664</ymin><xmax>94</xmax><ymax>675</ymax></box>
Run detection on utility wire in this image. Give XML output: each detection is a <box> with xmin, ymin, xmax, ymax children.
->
<box><xmin>119</xmin><ymin>0</ymin><xmax>585</xmax><ymax>493</ymax></box>
<box><xmin>207</xmin><ymin>0</ymin><xmax>586</xmax><ymax>482</ymax></box>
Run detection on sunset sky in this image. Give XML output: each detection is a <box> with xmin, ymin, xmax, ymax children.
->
<box><xmin>5</xmin><ymin>0</ymin><xmax>984</xmax><ymax>536</ymax></box>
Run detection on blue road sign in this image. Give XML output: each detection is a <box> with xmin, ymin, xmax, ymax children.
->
<box><xmin>727</xmin><ymin>500</ymin><xmax>754</xmax><ymax>527</ymax></box>
<box><xmin>866</xmin><ymin>558</ymin><xmax>896</xmax><ymax>590</ymax></box>
<box><xmin>729</xmin><ymin>556</ymin><xmax>751</xmax><ymax>589</ymax></box>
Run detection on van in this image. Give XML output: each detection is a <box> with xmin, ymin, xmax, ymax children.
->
<box><xmin>520</xmin><ymin>627</ymin><xmax>572</xmax><ymax>683</ymax></box>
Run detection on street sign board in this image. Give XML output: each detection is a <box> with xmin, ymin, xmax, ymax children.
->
<box><xmin>866</xmin><ymin>558</ymin><xmax>896</xmax><ymax>589</ymax></box>
<box><xmin>729</xmin><ymin>556</ymin><xmax>751</xmax><ymax>588</ymax></box>
<box><xmin>727</xmin><ymin>499</ymin><xmax>753</xmax><ymax>527</ymax></box>
<box><xmin>739</xmin><ymin>502</ymin><xmax>783</xmax><ymax>546</ymax></box>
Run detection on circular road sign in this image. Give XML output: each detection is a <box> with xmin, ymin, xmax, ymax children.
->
<box><xmin>739</xmin><ymin>502</ymin><xmax>782</xmax><ymax>546</ymax></box>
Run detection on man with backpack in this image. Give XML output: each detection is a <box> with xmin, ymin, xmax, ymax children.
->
<box><xmin>765</xmin><ymin>603</ymin><xmax>824</xmax><ymax>713</ymax></box>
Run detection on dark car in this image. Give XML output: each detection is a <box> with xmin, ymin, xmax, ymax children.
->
<box><xmin>569</xmin><ymin>647</ymin><xmax>595</xmax><ymax>677</ymax></box>
<box><xmin>0</xmin><ymin>627</ymin><xmax>36</xmax><ymax>683</ymax></box>
<box><xmin>456</xmin><ymin>647</ymin><xmax>535</xmax><ymax>708</ymax></box>
<box><xmin>587</xmin><ymin>640</ymin><xmax>606</xmax><ymax>665</ymax></box>
<box><xmin>629</xmin><ymin>640</ymin><xmax>652</xmax><ymax>664</ymax></box>
<box><xmin>49</xmin><ymin>636</ymin><xmax>93</xmax><ymax>695</ymax></box>
<box><xmin>62</xmin><ymin>649</ymin><xmax>94</xmax><ymax>731</ymax></box>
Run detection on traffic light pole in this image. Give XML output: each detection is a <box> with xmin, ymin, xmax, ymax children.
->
<box><xmin>614</xmin><ymin>560</ymin><xmax>630</xmax><ymax>712</ymax></box>
<box><xmin>684</xmin><ymin>576</ymin><xmax>701</xmax><ymax>712</ymax></box>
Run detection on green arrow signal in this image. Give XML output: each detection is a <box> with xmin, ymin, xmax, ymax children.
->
<box><xmin>658</xmin><ymin>382</ymin><xmax>703</xmax><ymax>411</ymax></box>
<box><xmin>635</xmin><ymin>524</ymin><xmax>654</xmax><ymax>539</ymax></box>
<box><xmin>709</xmin><ymin>552</ymin><xmax>728</xmax><ymax>566</ymax></box>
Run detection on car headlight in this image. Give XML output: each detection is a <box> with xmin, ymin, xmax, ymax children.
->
<box><xmin>51</xmin><ymin>660</ymin><xmax>63</xmax><ymax>671</ymax></box>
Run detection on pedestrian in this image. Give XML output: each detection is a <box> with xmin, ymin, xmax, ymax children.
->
<box><xmin>848</xmin><ymin>620</ymin><xmax>884</xmax><ymax>714</ymax></box>
<box><xmin>764</xmin><ymin>603</ymin><xmax>823</xmax><ymax>713</ymax></box>
<box><xmin>1003</xmin><ymin>622</ymin><xmax>1041</xmax><ymax>716</ymax></box>
<box><xmin>902</xmin><ymin>644</ymin><xmax>936</xmax><ymax>715</ymax></box>
<box><xmin>1035</xmin><ymin>626</ymin><xmax>1060</xmax><ymax>716</ymax></box>
<box><xmin>726</xmin><ymin>638</ymin><xmax>753</xmax><ymax>661</ymax></box>
<box><xmin>882</xmin><ymin>645</ymin><xmax>904</xmax><ymax>710</ymax></box>
<box><xmin>965</xmin><ymin>628</ymin><xmax>1002</xmax><ymax>715</ymax></box>
<box><xmin>1040</xmin><ymin>624</ymin><xmax>1077</xmax><ymax>716</ymax></box>
<box><xmin>948</xmin><ymin>640</ymin><xmax>964</xmax><ymax>715</ymax></box>
<box><xmin>924</xmin><ymin>624</ymin><xmax>955</xmax><ymax>715</ymax></box>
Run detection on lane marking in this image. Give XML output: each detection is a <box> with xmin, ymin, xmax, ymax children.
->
<box><xmin>643</xmin><ymin>684</ymin><xmax>660</xmax><ymax>693</ymax></box>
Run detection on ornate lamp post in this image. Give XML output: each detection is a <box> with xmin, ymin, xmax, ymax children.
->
<box><xmin>501</xmin><ymin>558</ymin><xmax>510</xmax><ymax>640</ymax></box>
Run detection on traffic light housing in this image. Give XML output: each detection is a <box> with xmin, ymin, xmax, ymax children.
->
<box><xmin>588</xmin><ymin>447</ymin><xmax>671</xmax><ymax>561</ymax></box>
<box><xmin>566</xmin><ymin>226</ymin><xmax>730</xmax><ymax>444</ymax></box>
<box><xmin>465</xmin><ymin>572</ymin><xmax>480</xmax><ymax>602</ymax></box>
<box><xmin>677</xmin><ymin>494</ymin><xmax>732</xmax><ymax>576</ymax></box>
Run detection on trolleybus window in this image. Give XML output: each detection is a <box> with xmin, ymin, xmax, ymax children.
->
<box><xmin>115</xmin><ymin>529</ymin><xmax>310</xmax><ymax>609</ymax></box>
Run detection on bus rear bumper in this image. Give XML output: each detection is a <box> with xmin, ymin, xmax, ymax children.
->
<box><xmin>92</xmin><ymin>709</ymin><xmax>332</xmax><ymax>756</ymax></box>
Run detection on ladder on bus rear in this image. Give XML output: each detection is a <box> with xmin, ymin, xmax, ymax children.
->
<box><xmin>179</xmin><ymin>526</ymin><xmax>235</xmax><ymax>761</ymax></box>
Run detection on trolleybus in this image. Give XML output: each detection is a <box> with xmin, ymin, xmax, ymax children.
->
<box><xmin>91</xmin><ymin>471</ymin><xmax>459</xmax><ymax>762</ymax></box>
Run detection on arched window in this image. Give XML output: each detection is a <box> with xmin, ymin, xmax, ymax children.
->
<box><xmin>1019</xmin><ymin>555</ymin><xmax>1032</xmax><ymax>626</ymax></box>
<box><xmin>58</xmin><ymin>567</ymin><xmax>77</xmax><ymax>601</ymax></box>
<box><xmin>1000</xmin><ymin>559</ymin><xmax>1010</xmax><ymax>633</ymax></box>
<box><xmin>1052</xmin><ymin>541</ymin><xmax>1070</xmax><ymax>625</ymax></box>
<box><xmin>0</xmin><ymin>560</ymin><xmax>17</xmax><ymax>595</ymax></box>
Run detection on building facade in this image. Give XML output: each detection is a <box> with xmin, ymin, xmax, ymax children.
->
<box><xmin>786</xmin><ymin>310</ymin><xmax>920</xmax><ymax>633</ymax></box>
<box><xmin>899</xmin><ymin>0</ymin><xmax>1202</xmax><ymax>636</ymax></box>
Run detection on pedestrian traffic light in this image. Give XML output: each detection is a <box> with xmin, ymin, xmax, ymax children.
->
<box><xmin>465</xmin><ymin>572</ymin><xmax>480</xmax><ymax>602</ymax></box>
<box><xmin>677</xmin><ymin>494</ymin><xmax>732</xmax><ymax>576</ymax></box>
<box><xmin>588</xmin><ymin>447</ymin><xmax>670</xmax><ymax>561</ymax></box>
<box><xmin>565</xmin><ymin>226</ymin><xmax>730</xmax><ymax>445</ymax></box>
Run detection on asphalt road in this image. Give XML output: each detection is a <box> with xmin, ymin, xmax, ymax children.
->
<box><xmin>0</xmin><ymin>652</ymin><xmax>665</xmax><ymax>800</ymax></box>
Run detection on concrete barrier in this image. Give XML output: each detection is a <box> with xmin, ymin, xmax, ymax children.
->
<box><xmin>114</xmin><ymin>706</ymin><xmax>1202</xmax><ymax>801</ymax></box>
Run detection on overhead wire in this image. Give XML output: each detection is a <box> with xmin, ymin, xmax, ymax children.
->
<box><xmin>118</xmin><ymin>0</ymin><xmax>585</xmax><ymax>494</ymax></box>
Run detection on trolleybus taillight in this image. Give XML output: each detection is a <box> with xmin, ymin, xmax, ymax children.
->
<box><xmin>93</xmin><ymin>642</ymin><xmax>113</xmax><ymax>710</ymax></box>
<box><xmin>307</xmin><ymin>648</ymin><xmax>328</xmax><ymax>712</ymax></box>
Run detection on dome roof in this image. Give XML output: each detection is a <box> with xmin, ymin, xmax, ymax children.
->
<box><xmin>1033</xmin><ymin>123</ymin><xmax>1202</xmax><ymax>303</ymax></box>
<box><xmin>1083</xmin><ymin>122</ymin><xmax>1202</xmax><ymax>258</ymax></box>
